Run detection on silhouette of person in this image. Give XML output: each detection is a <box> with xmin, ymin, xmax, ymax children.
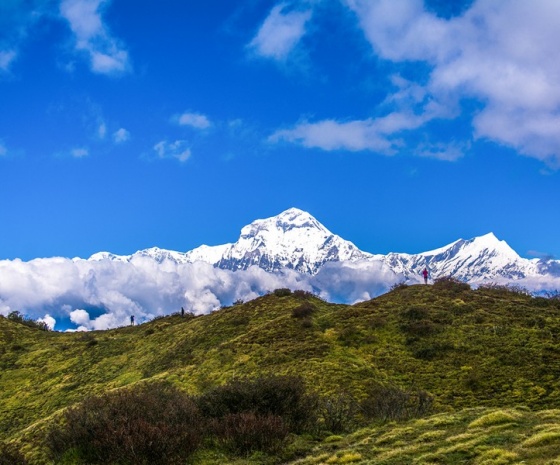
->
<box><xmin>422</xmin><ymin>267</ymin><xmax>429</xmax><ymax>284</ymax></box>
<box><xmin>181</xmin><ymin>307</ymin><xmax>185</xmax><ymax>317</ymax></box>
<box><xmin>130</xmin><ymin>315</ymin><xmax>135</xmax><ymax>326</ymax></box>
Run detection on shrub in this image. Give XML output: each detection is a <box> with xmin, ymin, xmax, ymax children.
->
<box><xmin>0</xmin><ymin>442</ymin><xmax>28</xmax><ymax>465</ymax></box>
<box><xmin>212</xmin><ymin>412</ymin><xmax>289</xmax><ymax>454</ymax></box>
<box><xmin>196</xmin><ymin>375</ymin><xmax>317</xmax><ymax>434</ymax></box>
<box><xmin>320</xmin><ymin>393</ymin><xmax>358</xmax><ymax>433</ymax></box>
<box><xmin>274</xmin><ymin>288</ymin><xmax>292</xmax><ymax>297</ymax></box>
<box><xmin>7</xmin><ymin>311</ymin><xmax>50</xmax><ymax>331</ymax></box>
<box><xmin>292</xmin><ymin>302</ymin><xmax>316</xmax><ymax>319</ymax></box>
<box><xmin>433</xmin><ymin>276</ymin><xmax>470</xmax><ymax>292</ymax></box>
<box><xmin>401</xmin><ymin>320</ymin><xmax>441</xmax><ymax>337</ymax></box>
<box><xmin>360</xmin><ymin>385</ymin><xmax>433</xmax><ymax>422</ymax></box>
<box><xmin>47</xmin><ymin>381</ymin><xmax>202</xmax><ymax>465</ymax></box>
<box><xmin>402</xmin><ymin>306</ymin><xmax>429</xmax><ymax>321</ymax></box>
<box><xmin>477</xmin><ymin>283</ymin><xmax>530</xmax><ymax>296</ymax></box>
<box><xmin>293</xmin><ymin>289</ymin><xmax>314</xmax><ymax>299</ymax></box>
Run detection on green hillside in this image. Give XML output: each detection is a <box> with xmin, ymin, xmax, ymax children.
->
<box><xmin>1</xmin><ymin>282</ymin><xmax>560</xmax><ymax>464</ymax></box>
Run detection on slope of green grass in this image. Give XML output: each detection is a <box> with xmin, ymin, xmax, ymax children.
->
<box><xmin>1</xmin><ymin>283</ymin><xmax>560</xmax><ymax>463</ymax></box>
<box><xmin>287</xmin><ymin>407</ymin><xmax>560</xmax><ymax>465</ymax></box>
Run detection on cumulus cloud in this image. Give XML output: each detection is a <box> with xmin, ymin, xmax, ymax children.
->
<box><xmin>113</xmin><ymin>127</ymin><xmax>130</xmax><ymax>143</ymax></box>
<box><xmin>0</xmin><ymin>254</ymin><xmax>398</xmax><ymax>331</ymax></box>
<box><xmin>271</xmin><ymin>72</ymin><xmax>456</xmax><ymax>158</ymax></box>
<box><xmin>0</xmin><ymin>252</ymin><xmax>558</xmax><ymax>331</ymax></box>
<box><xmin>38</xmin><ymin>314</ymin><xmax>56</xmax><ymax>330</ymax></box>
<box><xmin>248</xmin><ymin>2</ymin><xmax>313</xmax><ymax>61</ymax></box>
<box><xmin>60</xmin><ymin>0</ymin><xmax>130</xmax><ymax>75</ymax></box>
<box><xmin>153</xmin><ymin>140</ymin><xmax>191</xmax><ymax>162</ymax></box>
<box><xmin>273</xmin><ymin>0</ymin><xmax>560</xmax><ymax>165</ymax></box>
<box><xmin>177</xmin><ymin>112</ymin><xmax>212</xmax><ymax>130</ymax></box>
<box><xmin>310</xmin><ymin>260</ymin><xmax>401</xmax><ymax>303</ymax></box>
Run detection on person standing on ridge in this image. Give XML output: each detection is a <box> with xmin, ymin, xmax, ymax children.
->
<box><xmin>422</xmin><ymin>267</ymin><xmax>429</xmax><ymax>284</ymax></box>
<box><xmin>130</xmin><ymin>315</ymin><xmax>135</xmax><ymax>326</ymax></box>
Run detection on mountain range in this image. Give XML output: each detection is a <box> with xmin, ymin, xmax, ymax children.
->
<box><xmin>89</xmin><ymin>207</ymin><xmax>559</xmax><ymax>288</ymax></box>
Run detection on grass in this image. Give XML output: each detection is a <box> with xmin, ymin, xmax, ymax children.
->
<box><xmin>289</xmin><ymin>408</ymin><xmax>560</xmax><ymax>465</ymax></box>
<box><xmin>1</xmin><ymin>283</ymin><xmax>560</xmax><ymax>463</ymax></box>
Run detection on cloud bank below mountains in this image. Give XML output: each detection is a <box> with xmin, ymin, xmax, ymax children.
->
<box><xmin>0</xmin><ymin>256</ymin><xmax>402</xmax><ymax>331</ymax></box>
<box><xmin>1</xmin><ymin>254</ymin><xmax>559</xmax><ymax>331</ymax></box>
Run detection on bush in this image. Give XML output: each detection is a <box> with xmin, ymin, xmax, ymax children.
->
<box><xmin>292</xmin><ymin>302</ymin><xmax>316</xmax><ymax>319</ymax></box>
<box><xmin>47</xmin><ymin>381</ymin><xmax>202</xmax><ymax>465</ymax></box>
<box><xmin>0</xmin><ymin>442</ymin><xmax>28</xmax><ymax>465</ymax></box>
<box><xmin>477</xmin><ymin>283</ymin><xmax>531</xmax><ymax>296</ymax></box>
<box><xmin>293</xmin><ymin>289</ymin><xmax>314</xmax><ymax>299</ymax></box>
<box><xmin>212</xmin><ymin>412</ymin><xmax>289</xmax><ymax>454</ymax></box>
<box><xmin>433</xmin><ymin>277</ymin><xmax>471</xmax><ymax>292</ymax></box>
<box><xmin>7</xmin><ymin>311</ymin><xmax>50</xmax><ymax>331</ymax></box>
<box><xmin>402</xmin><ymin>306</ymin><xmax>429</xmax><ymax>321</ymax></box>
<box><xmin>360</xmin><ymin>385</ymin><xmax>433</xmax><ymax>422</ymax></box>
<box><xmin>196</xmin><ymin>375</ymin><xmax>317</xmax><ymax>434</ymax></box>
<box><xmin>273</xmin><ymin>288</ymin><xmax>292</xmax><ymax>297</ymax></box>
<box><xmin>320</xmin><ymin>393</ymin><xmax>358</xmax><ymax>433</ymax></box>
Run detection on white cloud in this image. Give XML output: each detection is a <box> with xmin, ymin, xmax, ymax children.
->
<box><xmin>60</xmin><ymin>0</ymin><xmax>130</xmax><ymax>75</ymax></box>
<box><xmin>153</xmin><ymin>140</ymin><xmax>191</xmax><ymax>162</ymax></box>
<box><xmin>271</xmin><ymin>111</ymin><xmax>430</xmax><ymax>154</ymax></box>
<box><xmin>0</xmin><ymin>254</ymin><xmax>398</xmax><ymax>330</ymax></box>
<box><xmin>248</xmin><ymin>2</ymin><xmax>313</xmax><ymax>61</ymax></box>
<box><xmin>70</xmin><ymin>309</ymin><xmax>91</xmax><ymax>327</ymax></box>
<box><xmin>339</xmin><ymin>0</ymin><xmax>560</xmax><ymax>165</ymax></box>
<box><xmin>113</xmin><ymin>127</ymin><xmax>130</xmax><ymax>143</ymax></box>
<box><xmin>38</xmin><ymin>314</ymin><xmax>56</xmax><ymax>330</ymax></box>
<box><xmin>0</xmin><ymin>253</ymin><xmax>558</xmax><ymax>331</ymax></box>
<box><xmin>271</xmin><ymin>0</ymin><xmax>560</xmax><ymax>165</ymax></box>
<box><xmin>71</xmin><ymin>147</ymin><xmax>89</xmax><ymax>158</ymax></box>
<box><xmin>177</xmin><ymin>112</ymin><xmax>211</xmax><ymax>130</ymax></box>
<box><xmin>0</xmin><ymin>142</ymin><xmax>7</xmax><ymax>157</ymax></box>
<box><xmin>0</xmin><ymin>50</ymin><xmax>17</xmax><ymax>72</ymax></box>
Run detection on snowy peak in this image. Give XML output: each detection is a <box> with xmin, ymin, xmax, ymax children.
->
<box><xmin>216</xmin><ymin>208</ymin><xmax>372</xmax><ymax>274</ymax></box>
<box><xmin>415</xmin><ymin>232</ymin><xmax>528</xmax><ymax>281</ymax></box>
<box><xmin>422</xmin><ymin>232</ymin><xmax>520</xmax><ymax>262</ymax></box>
<box><xmin>89</xmin><ymin>247</ymin><xmax>190</xmax><ymax>264</ymax></box>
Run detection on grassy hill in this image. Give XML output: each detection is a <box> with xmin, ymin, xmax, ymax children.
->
<box><xmin>1</xmin><ymin>281</ymin><xmax>560</xmax><ymax>463</ymax></box>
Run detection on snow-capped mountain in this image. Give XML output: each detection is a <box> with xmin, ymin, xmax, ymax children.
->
<box><xmin>88</xmin><ymin>207</ymin><xmax>559</xmax><ymax>286</ymax></box>
<box><xmin>89</xmin><ymin>247</ymin><xmax>191</xmax><ymax>264</ymax></box>
<box><xmin>185</xmin><ymin>208</ymin><xmax>372</xmax><ymax>274</ymax></box>
<box><xmin>382</xmin><ymin>233</ymin><xmax>542</xmax><ymax>283</ymax></box>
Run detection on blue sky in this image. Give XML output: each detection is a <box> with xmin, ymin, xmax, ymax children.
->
<box><xmin>1</xmin><ymin>0</ymin><xmax>560</xmax><ymax>262</ymax></box>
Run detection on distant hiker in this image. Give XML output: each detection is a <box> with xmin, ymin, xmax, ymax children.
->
<box><xmin>130</xmin><ymin>315</ymin><xmax>135</xmax><ymax>326</ymax></box>
<box><xmin>181</xmin><ymin>307</ymin><xmax>185</xmax><ymax>317</ymax></box>
<box><xmin>422</xmin><ymin>268</ymin><xmax>429</xmax><ymax>284</ymax></box>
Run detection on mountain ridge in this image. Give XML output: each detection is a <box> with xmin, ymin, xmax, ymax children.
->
<box><xmin>88</xmin><ymin>208</ymin><xmax>559</xmax><ymax>288</ymax></box>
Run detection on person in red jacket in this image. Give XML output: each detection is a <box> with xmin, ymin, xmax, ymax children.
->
<box><xmin>422</xmin><ymin>267</ymin><xmax>429</xmax><ymax>284</ymax></box>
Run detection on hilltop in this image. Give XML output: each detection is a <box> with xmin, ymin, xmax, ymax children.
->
<box><xmin>1</xmin><ymin>282</ymin><xmax>560</xmax><ymax>463</ymax></box>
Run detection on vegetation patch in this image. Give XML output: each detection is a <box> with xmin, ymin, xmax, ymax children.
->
<box><xmin>468</xmin><ymin>410</ymin><xmax>520</xmax><ymax>429</ymax></box>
